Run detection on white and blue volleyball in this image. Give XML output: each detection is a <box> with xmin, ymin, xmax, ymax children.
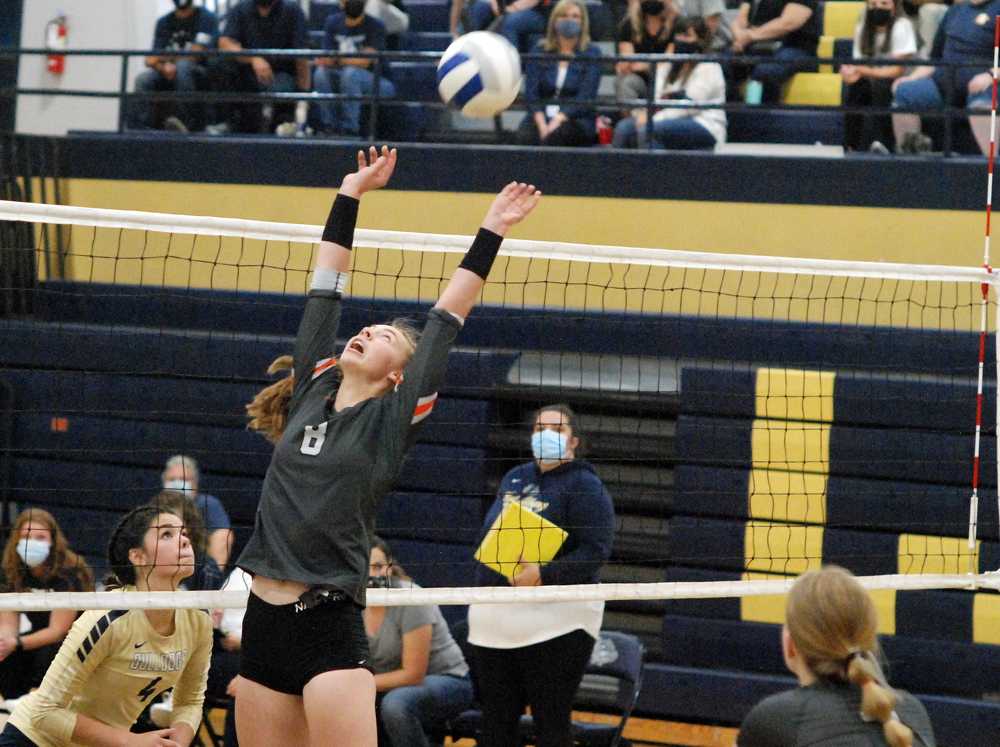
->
<box><xmin>437</xmin><ymin>32</ymin><xmax>522</xmax><ymax>118</ymax></box>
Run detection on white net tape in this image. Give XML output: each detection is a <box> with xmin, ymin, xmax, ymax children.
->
<box><xmin>0</xmin><ymin>573</ymin><xmax>998</xmax><ymax>611</ymax></box>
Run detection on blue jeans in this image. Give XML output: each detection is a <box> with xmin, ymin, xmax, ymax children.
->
<box><xmin>613</xmin><ymin>115</ymin><xmax>717</xmax><ymax>150</ymax></box>
<box><xmin>377</xmin><ymin>674</ymin><xmax>474</xmax><ymax>747</ymax></box>
<box><xmin>313</xmin><ymin>64</ymin><xmax>396</xmax><ymax>135</ymax></box>
<box><xmin>132</xmin><ymin>59</ymin><xmax>209</xmax><ymax>130</ymax></box>
<box><xmin>751</xmin><ymin>45</ymin><xmax>816</xmax><ymax>103</ymax></box>
<box><xmin>893</xmin><ymin>76</ymin><xmax>993</xmax><ymax>110</ymax></box>
<box><xmin>468</xmin><ymin>2</ymin><xmax>547</xmax><ymax>52</ymax></box>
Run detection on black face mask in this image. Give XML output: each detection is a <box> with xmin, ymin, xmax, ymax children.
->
<box><xmin>367</xmin><ymin>575</ymin><xmax>391</xmax><ymax>589</ymax></box>
<box><xmin>866</xmin><ymin>7</ymin><xmax>893</xmax><ymax>26</ymax></box>
<box><xmin>673</xmin><ymin>40</ymin><xmax>701</xmax><ymax>55</ymax></box>
<box><xmin>641</xmin><ymin>0</ymin><xmax>665</xmax><ymax>15</ymax></box>
<box><xmin>174</xmin><ymin>0</ymin><xmax>193</xmax><ymax>9</ymax></box>
<box><xmin>344</xmin><ymin>0</ymin><xmax>366</xmax><ymax>17</ymax></box>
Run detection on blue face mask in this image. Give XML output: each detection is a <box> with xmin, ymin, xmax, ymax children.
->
<box><xmin>17</xmin><ymin>538</ymin><xmax>51</xmax><ymax>568</ymax></box>
<box><xmin>531</xmin><ymin>429</ymin><xmax>569</xmax><ymax>462</ymax></box>
<box><xmin>555</xmin><ymin>18</ymin><xmax>582</xmax><ymax>39</ymax></box>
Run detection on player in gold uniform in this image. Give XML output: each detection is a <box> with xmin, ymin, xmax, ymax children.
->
<box><xmin>0</xmin><ymin>504</ymin><xmax>212</xmax><ymax>747</ymax></box>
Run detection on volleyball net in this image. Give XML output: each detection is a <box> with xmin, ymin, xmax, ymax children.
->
<box><xmin>1</xmin><ymin>198</ymin><xmax>999</xmax><ymax>630</ymax></box>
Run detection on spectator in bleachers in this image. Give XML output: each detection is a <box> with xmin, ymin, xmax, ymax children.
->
<box><xmin>208</xmin><ymin>566</ymin><xmax>252</xmax><ymax>747</ymax></box>
<box><xmin>613</xmin><ymin>16</ymin><xmax>727</xmax><ymax>148</ymax></box>
<box><xmin>738</xmin><ymin>566</ymin><xmax>936</xmax><ymax>746</ymax></box>
<box><xmin>730</xmin><ymin>0</ymin><xmax>820</xmax><ymax>103</ymax></box>
<box><xmin>615</xmin><ymin>0</ymin><xmax>674</xmax><ymax>107</ymax></box>
<box><xmin>518</xmin><ymin>0</ymin><xmax>604</xmax><ymax>146</ymax></box>
<box><xmin>365</xmin><ymin>536</ymin><xmax>473</xmax><ymax>747</ymax></box>
<box><xmin>313</xmin><ymin>0</ymin><xmax>397</xmax><ymax>137</ymax></box>
<box><xmin>162</xmin><ymin>453</ymin><xmax>232</xmax><ymax>571</ymax></box>
<box><xmin>214</xmin><ymin>0</ymin><xmax>311</xmax><ymax>135</ymax></box>
<box><xmin>365</xmin><ymin>0</ymin><xmax>411</xmax><ymax>47</ymax></box>
<box><xmin>466</xmin><ymin>0</ymin><xmax>555</xmax><ymax>52</ymax></box>
<box><xmin>0</xmin><ymin>509</ymin><xmax>93</xmax><ymax>701</ymax></box>
<box><xmin>841</xmin><ymin>0</ymin><xmax>916</xmax><ymax>152</ymax></box>
<box><xmin>676</xmin><ymin>0</ymin><xmax>731</xmax><ymax>49</ymax></box>
<box><xmin>132</xmin><ymin>0</ymin><xmax>220</xmax><ymax>133</ymax></box>
<box><xmin>891</xmin><ymin>0</ymin><xmax>1000</xmax><ymax>155</ymax></box>
<box><xmin>467</xmin><ymin>404</ymin><xmax>615</xmax><ymax>747</ymax></box>
<box><xmin>150</xmin><ymin>490</ymin><xmax>225</xmax><ymax>591</ymax></box>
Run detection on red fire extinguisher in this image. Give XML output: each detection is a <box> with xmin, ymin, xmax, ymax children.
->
<box><xmin>45</xmin><ymin>14</ymin><xmax>67</xmax><ymax>75</ymax></box>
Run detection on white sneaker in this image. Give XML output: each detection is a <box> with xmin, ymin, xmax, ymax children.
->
<box><xmin>163</xmin><ymin>116</ymin><xmax>188</xmax><ymax>134</ymax></box>
<box><xmin>205</xmin><ymin>122</ymin><xmax>231</xmax><ymax>136</ymax></box>
<box><xmin>275</xmin><ymin>121</ymin><xmax>298</xmax><ymax>137</ymax></box>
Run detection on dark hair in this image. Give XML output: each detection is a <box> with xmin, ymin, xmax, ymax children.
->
<box><xmin>859</xmin><ymin>0</ymin><xmax>898</xmax><ymax>57</ymax></box>
<box><xmin>105</xmin><ymin>505</ymin><xmax>178</xmax><ymax>589</ymax></box>
<box><xmin>531</xmin><ymin>403</ymin><xmax>586</xmax><ymax>456</ymax></box>
<box><xmin>370</xmin><ymin>535</ymin><xmax>409</xmax><ymax>579</ymax></box>
<box><xmin>668</xmin><ymin>16</ymin><xmax>711</xmax><ymax>85</ymax></box>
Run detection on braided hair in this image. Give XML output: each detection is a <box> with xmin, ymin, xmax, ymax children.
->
<box><xmin>105</xmin><ymin>505</ymin><xmax>178</xmax><ymax>590</ymax></box>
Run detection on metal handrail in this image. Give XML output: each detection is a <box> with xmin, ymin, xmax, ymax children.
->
<box><xmin>1</xmin><ymin>46</ymin><xmax>993</xmax><ymax>153</ymax></box>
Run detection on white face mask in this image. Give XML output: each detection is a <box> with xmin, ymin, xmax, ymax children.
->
<box><xmin>164</xmin><ymin>479</ymin><xmax>194</xmax><ymax>494</ymax></box>
<box><xmin>17</xmin><ymin>538</ymin><xmax>51</xmax><ymax>568</ymax></box>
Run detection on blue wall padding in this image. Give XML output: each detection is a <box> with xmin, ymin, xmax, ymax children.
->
<box><xmin>674</xmin><ymin>465</ymin><xmax>1000</xmax><ymax>541</ymax></box>
<box><xmin>668</xmin><ymin>516</ymin><xmax>747</xmax><ymax>570</ymax></box>
<box><xmin>386</xmin><ymin>538</ymin><xmax>477</xmax><ymax>589</ymax></box>
<box><xmin>821</xmin><ymin>526</ymin><xmax>900</xmax><ymax>576</ymax></box>
<box><xmin>680</xmin><ymin>366</ymin><xmax>996</xmax><ymax>432</ymax></box>
<box><xmin>0</xmin><ymin>318</ymin><xmax>514</xmax><ymax>395</ymax></box>
<box><xmin>676</xmin><ymin>414</ymin><xmax>998</xmax><ymax>488</ymax></box>
<box><xmin>661</xmin><ymin>613</ymin><xmax>1000</xmax><ymax>698</ymax></box>
<box><xmin>376</xmin><ymin>491</ymin><xmax>487</xmax><ymax>545</ymax></box>
<box><xmin>636</xmin><ymin>663</ymin><xmax>1000</xmax><ymax>744</ymax></box>
<box><xmin>35</xmin><ymin>282</ymin><xmax>994</xmax><ymax>374</ymax></box>
<box><xmin>661</xmin><ymin>566</ymin><xmax>741</xmax><ymax>620</ymax></box>
<box><xmin>895</xmin><ymin>590</ymin><xmax>973</xmax><ymax>643</ymax></box>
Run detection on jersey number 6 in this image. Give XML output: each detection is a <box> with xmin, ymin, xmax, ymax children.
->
<box><xmin>301</xmin><ymin>422</ymin><xmax>328</xmax><ymax>456</ymax></box>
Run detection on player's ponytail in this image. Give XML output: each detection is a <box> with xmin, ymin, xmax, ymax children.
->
<box><xmin>847</xmin><ymin>654</ymin><xmax>914</xmax><ymax>747</ymax></box>
<box><xmin>106</xmin><ymin>505</ymin><xmax>170</xmax><ymax>590</ymax></box>
<box><xmin>247</xmin><ymin>355</ymin><xmax>296</xmax><ymax>443</ymax></box>
<box><xmin>786</xmin><ymin>566</ymin><xmax>914</xmax><ymax>746</ymax></box>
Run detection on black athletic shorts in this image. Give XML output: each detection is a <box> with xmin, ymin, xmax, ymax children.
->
<box><xmin>239</xmin><ymin>590</ymin><xmax>370</xmax><ymax>695</ymax></box>
<box><xmin>0</xmin><ymin>724</ymin><xmax>37</xmax><ymax>746</ymax></box>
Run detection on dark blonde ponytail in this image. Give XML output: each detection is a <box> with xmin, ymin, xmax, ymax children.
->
<box><xmin>246</xmin><ymin>355</ymin><xmax>296</xmax><ymax>443</ymax></box>
<box><xmin>847</xmin><ymin>654</ymin><xmax>914</xmax><ymax>747</ymax></box>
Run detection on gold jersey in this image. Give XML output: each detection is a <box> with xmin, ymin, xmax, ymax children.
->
<box><xmin>10</xmin><ymin>602</ymin><xmax>212</xmax><ymax>746</ymax></box>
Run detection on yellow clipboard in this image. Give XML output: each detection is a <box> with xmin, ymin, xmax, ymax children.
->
<box><xmin>474</xmin><ymin>501</ymin><xmax>568</xmax><ymax>581</ymax></box>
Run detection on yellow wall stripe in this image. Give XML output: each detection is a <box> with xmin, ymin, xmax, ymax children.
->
<box><xmin>751</xmin><ymin>420</ymin><xmax>831</xmax><ymax>473</ymax></box>
<box><xmin>755</xmin><ymin>368</ymin><xmax>835</xmax><ymax>423</ymax></box>
<box><xmin>748</xmin><ymin>468</ymin><xmax>828</xmax><ymax>524</ymax></box>
<box><xmin>745</xmin><ymin>521</ymin><xmax>824</xmax><ymax>574</ymax></box>
<box><xmin>897</xmin><ymin>534</ymin><xmax>980</xmax><ymax>575</ymax></box>
<box><xmin>973</xmin><ymin>593</ymin><xmax>1000</xmax><ymax>645</ymax></box>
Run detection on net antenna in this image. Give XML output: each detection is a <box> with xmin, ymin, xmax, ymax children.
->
<box><xmin>971</xmin><ymin>15</ymin><xmax>1000</xmax><ymax>559</ymax></box>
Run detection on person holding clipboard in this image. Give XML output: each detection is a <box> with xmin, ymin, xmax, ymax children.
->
<box><xmin>467</xmin><ymin>404</ymin><xmax>615</xmax><ymax>747</ymax></box>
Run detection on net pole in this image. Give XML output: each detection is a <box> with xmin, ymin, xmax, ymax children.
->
<box><xmin>969</xmin><ymin>16</ymin><xmax>1000</xmax><ymax>558</ymax></box>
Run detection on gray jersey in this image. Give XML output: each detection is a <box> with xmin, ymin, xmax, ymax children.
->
<box><xmin>739</xmin><ymin>681</ymin><xmax>936</xmax><ymax>747</ymax></box>
<box><xmin>238</xmin><ymin>288</ymin><xmax>461</xmax><ymax>605</ymax></box>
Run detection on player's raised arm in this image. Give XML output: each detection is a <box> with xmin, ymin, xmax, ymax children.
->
<box><xmin>435</xmin><ymin>182</ymin><xmax>542</xmax><ymax>320</ymax></box>
<box><xmin>316</xmin><ymin>146</ymin><xmax>397</xmax><ymax>274</ymax></box>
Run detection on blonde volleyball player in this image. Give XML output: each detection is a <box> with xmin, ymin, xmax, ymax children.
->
<box><xmin>0</xmin><ymin>503</ymin><xmax>212</xmax><ymax>747</ymax></box>
<box><xmin>233</xmin><ymin>146</ymin><xmax>541</xmax><ymax>747</ymax></box>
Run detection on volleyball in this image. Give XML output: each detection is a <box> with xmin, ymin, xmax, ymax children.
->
<box><xmin>436</xmin><ymin>32</ymin><xmax>522</xmax><ymax>118</ymax></box>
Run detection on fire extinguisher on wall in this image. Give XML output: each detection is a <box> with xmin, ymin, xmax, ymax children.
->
<box><xmin>45</xmin><ymin>14</ymin><xmax>68</xmax><ymax>75</ymax></box>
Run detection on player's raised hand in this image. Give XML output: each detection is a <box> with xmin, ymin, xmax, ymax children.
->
<box><xmin>340</xmin><ymin>145</ymin><xmax>398</xmax><ymax>199</ymax></box>
<box><xmin>482</xmin><ymin>182</ymin><xmax>542</xmax><ymax>236</ymax></box>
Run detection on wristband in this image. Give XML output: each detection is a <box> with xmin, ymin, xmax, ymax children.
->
<box><xmin>311</xmin><ymin>268</ymin><xmax>349</xmax><ymax>294</ymax></box>
<box><xmin>458</xmin><ymin>228</ymin><xmax>503</xmax><ymax>280</ymax></box>
<box><xmin>322</xmin><ymin>193</ymin><xmax>360</xmax><ymax>249</ymax></box>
